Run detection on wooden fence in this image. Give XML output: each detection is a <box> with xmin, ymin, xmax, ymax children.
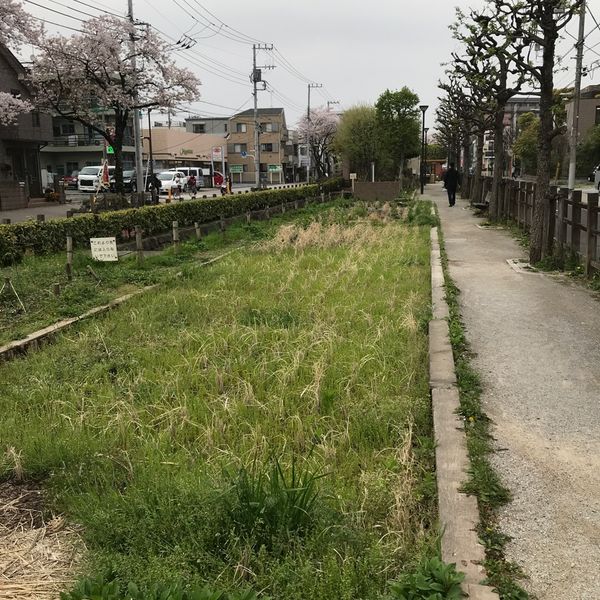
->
<box><xmin>469</xmin><ymin>176</ymin><xmax>600</xmax><ymax>275</ymax></box>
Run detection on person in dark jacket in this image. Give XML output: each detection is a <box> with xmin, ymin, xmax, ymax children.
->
<box><xmin>443</xmin><ymin>162</ymin><xmax>460</xmax><ymax>207</ymax></box>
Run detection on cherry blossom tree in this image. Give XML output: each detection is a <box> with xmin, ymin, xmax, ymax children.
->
<box><xmin>0</xmin><ymin>1</ymin><xmax>40</xmax><ymax>125</ymax></box>
<box><xmin>0</xmin><ymin>0</ymin><xmax>41</xmax><ymax>51</ymax></box>
<box><xmin>0</xmin><ymin>92</ymin><xmax>32</xmax><ymax>126</ymax></box>
<box><xmin>297</xmin><ymin>107</ymin><xmax>338</xmax><ymax>179</ymax></box>
<box><xmin>29</xmin><ymin>15</ymin><xmax>201</xmax><ymax>192</ymax></box>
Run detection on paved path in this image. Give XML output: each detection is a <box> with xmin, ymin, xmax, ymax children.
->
<box><xmin>427</xmin><ymin>183</ymin><xmax>600</xmax><ymax>600</ymax></box>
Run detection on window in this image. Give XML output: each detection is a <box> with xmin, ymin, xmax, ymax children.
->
<box><xmin>66</xmin><ymin>162</ymin><xmax>79</xmax><ymax>174</ymax></box>
<box><xmin>262</xmin><ymin>122</ymin><xmax>278</xmax><ymax>133</ymax></box>
<box><xmin>193</xmin><ymin>123</ymin><xmax>206</xmax><ymax>133</ymax></box>
<box><xmin>236</xmin><ymin>123</ymin><xmax>247</xmax><ymax>133</ymax></box>
<box><xmin>32</xmin><ymin>112</ymin><xmax>40</xmax><ymax>127</ymax></box>
<box><xmin>260</xmin><ymin>163</ymin><xmax>268</xmax><ymax>172</ymax></box>
<box><xmin>234</xmin><ymin>143</ymin><xmax>247</xmax><ymax>153</ymax></box>
<box><xmin>61</xmin><ymin>123</ymin><xmax>75</xmax><ymax>135</ymax></box>
<box><xmin>261</xmin><ymin>143</ymin><xmax>273</xmax><ymax>152</ymax></box>
<box><xmin>53</xmin><ymin>126</ymin><xmax>61</xmax><ymax>137</ymax></box>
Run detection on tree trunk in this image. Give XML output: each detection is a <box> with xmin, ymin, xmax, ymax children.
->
<box><xmin>490</xmin><ymin>108</ymin><xmax>506</xmax><ymax>220</ymax></box>
<box><xmin>112</xmin><ymin>111</ymin><xmax>129</xmax><ymax>196</ymax></box>
<box><xmin>461</xmin><ymin>132</ymin><xmax>471</xmax><ymax>199</ymax></box>
<box><xmin>531</xmin><ymin>24</ymin><xmax>557</xmax><ymax>264</ymax></box>
<box><xmin>471</xmin><ymin>132</ymin><xmax>484</xmax><ymax>204</ymax></box>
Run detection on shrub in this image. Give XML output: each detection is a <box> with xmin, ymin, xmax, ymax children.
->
<box><xmin>0</xmin><ymin>179</ymin><xmax>344</xmax><ymax>266</ymax></box>
<box><xmin>386</xmin><ymin>557</ymin><xmax>465</xmax><ymax>600</ymax></box>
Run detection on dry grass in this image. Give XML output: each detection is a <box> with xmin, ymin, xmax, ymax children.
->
<box><xmin>264</xmin><ymin>221</ymin><xmax>391</xmax><ymax>252</ymax></box>
<box><xmin>0</xmin><ymin>483</ymin><xmax>82</xmax><ymax>600</ymax></box>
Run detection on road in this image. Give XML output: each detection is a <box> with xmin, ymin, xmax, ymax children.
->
<box><xmin>0</xmin><ymin>183</ymin><xmax>302</xmax><ymax>224</ymax></box>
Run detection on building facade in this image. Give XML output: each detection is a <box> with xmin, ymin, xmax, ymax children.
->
<box><xmin>227</xmin><ymin>108</ymin><xmax>290</xmax><ymax>185</ymax></box>
<box><xmin>0</xmin><ymin>44</ymin><xmax>53</xmax><ymax>207</ymax></box>
<box><xmin>565</xmin><ymin>84</ymin><xmax>600</xmax><ymax>146</ymax></box>
<box><xmin>481</xmin><ymin>95</ymin><xmax>540</xmax><ymax>176</ymax></box>
<box><xmin>40</xmin><ymin>113</ymin><xmax>135</xmax><ymax>183</ymax></box>
<box><xmin>185</xmin><ymin>116</ymin><xmax>229</xmax><ymax>136</ymax></box>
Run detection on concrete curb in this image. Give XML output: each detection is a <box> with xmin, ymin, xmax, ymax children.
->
<box><xmin>0</xmin><ymin>286</ymin><xmax>157</xmax><ymax>363</ymax></box>
<box><xmin>0</xmin><ymin>248</ymin><xmax>242</xmax><ymax>364</ymax></box>
<box><xmin>429</xmin><ymin>227</ymin><xmax>500</xmax><ymax>599</ymax></box>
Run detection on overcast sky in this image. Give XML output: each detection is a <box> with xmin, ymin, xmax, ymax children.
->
<box><xmin>19</xmin><ymin>0</ymin><xmax>600</xmax><ymax>129</ymax></box>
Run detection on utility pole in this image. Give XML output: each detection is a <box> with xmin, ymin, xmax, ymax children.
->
<box><xmin>306</xmin><ymin>83</ymin><xmax>323</xmax><ymax>183</ymax></box>
<box><xmin>128</xmin><ymin>0</ymin><xmax>144</xmax><ymax>205</ymax></box>
<box><xmin>327</xmin><ymin>100</ymin><xmax>340</xmax><ymax>111</ymax></box>
<box><xmin>252</xmin><ymin>43</ymin><xmax>274</xmax><ymax>188</ymax></box>
<box><xmin>568</xmin><ymin>0</ymin><xmax>587</xmax><ymax>195</ymax></box>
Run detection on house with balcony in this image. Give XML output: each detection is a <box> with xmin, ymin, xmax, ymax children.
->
<box><xmin>0</xmin><ymin>43</ymin><xmax>53</xmax><ymax>207</ymax></box>
<box><xmin>227</xmin><ymin>108</ymin><xmax>290</xmax><ymax>184</ymax></box>
<box><xmin>40</xmin><ymin>113</ymin><xmax>135</xmax><ymax>181</ymax></box>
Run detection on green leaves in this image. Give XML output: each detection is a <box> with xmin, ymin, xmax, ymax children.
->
<box><xmin>61</xmin><ymin>575</ymin><xmax>263</xmax><ymax>600</ymax></box>
<box><xmin>387</xmin><ymin>558</ymin><xmax>465</xmax><ymax>600</ymax></box>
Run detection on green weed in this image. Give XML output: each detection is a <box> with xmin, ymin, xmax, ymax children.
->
<box><xmin>386</xmin><ymin>557</ymin><xmax>465</xmax><ymax>600</ymax></box>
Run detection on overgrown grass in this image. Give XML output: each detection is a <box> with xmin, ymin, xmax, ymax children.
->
<box><xmin>0</xmin><ymin>205</ymin><xmax>438</xmax><ymax>599</ymax></box>
<box><xmin>0</xmin><ymin>200</ymin><xmax>346</xmax><ymax>346</ymax></box>
<box><xmin>437</xmin><ymin>226</ymin><xmax>531</xmax><ymax>600</ymax></box>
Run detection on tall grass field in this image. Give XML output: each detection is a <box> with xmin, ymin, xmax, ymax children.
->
<box><xmin>0</xmin><ymin>203</ymin><xmax>437</xmax><ymax>599</ymax></box>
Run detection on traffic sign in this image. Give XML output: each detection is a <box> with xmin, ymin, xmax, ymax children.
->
<box><xmin>106</xmin><ymin>146</ymin><xmax>114</xmax><ymax>155</ymax></box>
<box><xmin>240</xmin><ymin>151</ymin><xmax>248</xmax><ymax>158</ymax></box>
<box><xmin>230</xmin><ymin>165</ymin><xmax>244</xmax><ymax>173</ymax></box>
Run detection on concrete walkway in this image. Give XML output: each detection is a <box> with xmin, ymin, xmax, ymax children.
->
<box><xmin>427</xmin><ymin>183</ymin><xmax>600</xmax><ymax>600</ymax></box>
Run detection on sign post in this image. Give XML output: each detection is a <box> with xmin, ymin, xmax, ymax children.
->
<box><xmin>350</xmin><ymin>172</ymin><xmax>357</xmax><ymax>193</ymax></box>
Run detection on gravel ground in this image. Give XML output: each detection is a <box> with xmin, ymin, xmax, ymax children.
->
<box><xmin>429</xmin><ymin>184</ymin><xmax>600</xmax><ymax>600</ymax></box>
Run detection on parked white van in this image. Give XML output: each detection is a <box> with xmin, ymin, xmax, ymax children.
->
<box><xmin>78</xmin><ymin>165</ymin><xmax>115</xmax><ymax>192</ymax></box>
<box><xmin>168</xmin><ymin>167</ymin><xmax>207</xmax><ymax>188</ymax></box>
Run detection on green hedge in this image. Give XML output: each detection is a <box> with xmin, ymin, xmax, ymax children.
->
<box><xmin>0</xmin><ymin>180</ymin><xmax>344</xmax><ymax>265</ymax></box>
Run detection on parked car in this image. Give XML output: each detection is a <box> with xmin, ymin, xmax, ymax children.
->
<box><xmin>60</xmin><ymin>170</ymin><xmax>79</xmax><ymax>189</ymax></box>
<box><xmin>168</xmin><ymin>167</ymin><xmax>207</xmax><ymax>188</ymax></box>
<box><xmin>157</xmin><ymin>171</ymin><xmax>188</xmax><ymax>195</ymax></box>
<box><xmin>78</xmin><ymin>165</ymin><xmax>116</xmax><ymax>192</ymax></box>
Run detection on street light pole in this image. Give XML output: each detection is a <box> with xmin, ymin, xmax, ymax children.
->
<box><xmin>567</xmin><ymin>0</ymin><xmax>587</xmax><ymax>196</ymax></box>
<box><xmin>419</xmin><ymin>104</ymin><xmax>428</xmax><ymax>195</ymax></box>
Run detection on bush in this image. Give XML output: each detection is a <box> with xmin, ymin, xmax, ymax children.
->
<box><xmin>0</xmin><ymin>179</ymin><xmax>344</xmax><ymax>266</ymax></box>
<box><xmin>386</xmin><ymin>557</ymin><xmax>465</xmax><ymax>600</ymax></box>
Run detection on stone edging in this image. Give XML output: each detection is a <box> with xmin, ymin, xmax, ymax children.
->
<box><xmin>429</xmin><ymin>226</ymin><xmax>500</xmax><ymax>600</ymax></box>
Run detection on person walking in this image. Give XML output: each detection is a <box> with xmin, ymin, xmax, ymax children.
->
<box><xmin>443</xmin><ymin>162</ymin><xmax>460</xmax><ymax>207</ymax></box>
<box><xmin>188</xmin><ymin>174</ymin><xmax>197</xmax><ymax>199</ymax></box>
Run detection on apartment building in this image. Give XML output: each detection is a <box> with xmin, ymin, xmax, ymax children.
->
<box><xmin>40</xmin><ymin>113</ymin><xmax>135</xmax><ymax>181</ymax></box>
<box><xmin>481</xmin><ymin>95</ymin><xmax>540</xmax><ymax>176</ymax></box>
<box><xmin>566</xmin><ymin>84</ymin><xmax>600</xmax><ymax>145</ymax></box>
<box><xmin>227</xmin><ymin>108</ymin><xmax>288</xmax><ymax>184</ymax></box>
<box><xmin>0</xmin><ymin>43</ymin><xmax>53</xmax><ymax>207</ymax></box>
<box><xmin>185</xmin><ymin>116</ymin><xmax>229</xmax><ymax>136</ymax></box>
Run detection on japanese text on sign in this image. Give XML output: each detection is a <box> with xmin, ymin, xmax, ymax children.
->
<box><xmin>90</xmin><ymin>237</ymin><xmax>119</xmax><ymax>262</ymax></box>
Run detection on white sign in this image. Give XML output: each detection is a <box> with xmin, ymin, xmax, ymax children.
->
<box><xmin>90</xmin><ymin>237</ymin><xmax>118</xmax><ymax>262</ymax></box>
<box><xmin>349</xmin><ymin>173</ymin><xmax>357</xmax><ymax>180</ymax></box>
<box><xmin>211</xmin><ymin>146</ymin><xmax>223</xmax><ymax>161</ymax></box>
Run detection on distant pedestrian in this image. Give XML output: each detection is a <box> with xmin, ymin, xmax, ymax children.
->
<box><xmin>443</xmin><ymin>162</ymin><xmax>460</xmax><ymax>207</ymax></box>
<box><xmin>174</xmin><ymin>174</ymin><xmax>182</xmax><ymax>199</ymax></box>
<box><xmin>150</xmin><ymin>173</ymin><xmax>161</xmax><ymax>204</ymax></box>
<box><xmin>188</xmin><ymin>174</ymin><xmax>197</xmax><ymax>199</ymax></box>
